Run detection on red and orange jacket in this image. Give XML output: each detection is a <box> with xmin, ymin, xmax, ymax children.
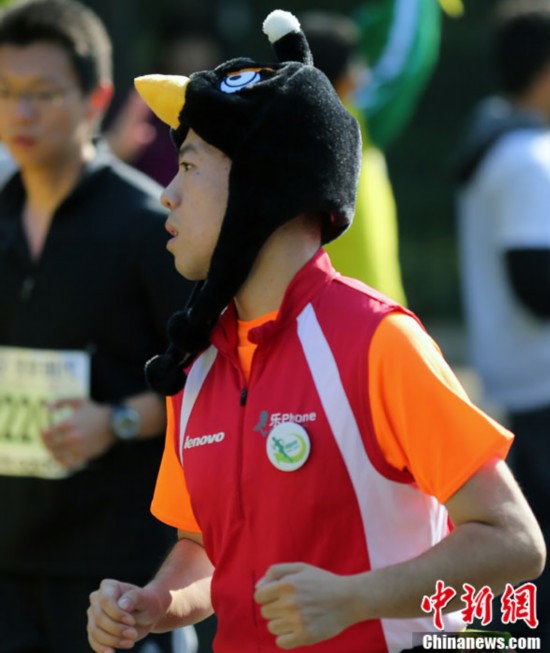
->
<box><xmin>152</xmin><ymin>251</ymin><xmax>512</xmax><ymax>653</ymax></box>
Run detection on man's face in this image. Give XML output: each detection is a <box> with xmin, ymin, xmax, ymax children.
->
<box><xmin>161</xmin><ymin>129</ymin><xmax>231</xmax><ymax>280</ymax></box>
<box><xmin>0</xmin><ymin>42</ymin><xmax>94</xmax><ymax>170</ymax></box>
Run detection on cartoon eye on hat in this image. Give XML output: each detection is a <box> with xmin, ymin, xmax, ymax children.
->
<box><xmin>220</xmin><ymin>68</ymin><xmax>274</xmax><ymax>93</ymax></box>
<box><xmin>136</xmin><ymin>10</ymin><xmax>362</xmax><ymax>396</ymax></box>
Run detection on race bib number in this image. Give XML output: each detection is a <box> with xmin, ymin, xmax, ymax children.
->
<box><xmin>0</xmin><ymin>346</ymin><xmax>90</xmax><ymax>479</ymax></box>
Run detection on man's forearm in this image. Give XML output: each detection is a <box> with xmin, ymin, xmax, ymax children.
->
<box><xmin>347</xmin><ymin>519</ymin><xmax>541</xmax><ymax>624</ymax></box>
<box><xmin>148</xmin><ymin>537</ymin><xmax>214</xmax><ymax>631</ymax></box>
<box><xmin>347</xmin><ymin>461</ymin><xmax>545</xmax><ymax>624</ymax></box>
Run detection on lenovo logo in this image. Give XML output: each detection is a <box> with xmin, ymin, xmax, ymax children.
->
<box><xmin>184</xmin><ymin>432</ymin><xmax>225</xmax><ymax>449</ymax></box>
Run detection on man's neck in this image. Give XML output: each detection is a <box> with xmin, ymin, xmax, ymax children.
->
<box><xmin>20</xmin><ymin>142</ymin><xmax>95</xmax><ymax>259</ymax></box>
<box><xmin>234</xmin><ymin>216</ymin><xmax>322</xmax><ymax>321</ymax></box>
<box><xmin>21</xmin><ymin>142</ymin><xmax>95</xmax><ymax>216</ymax></box>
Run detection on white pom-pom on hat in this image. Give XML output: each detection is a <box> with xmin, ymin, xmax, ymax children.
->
<box><xmin>262</xmin><ymin>10</ymin><xmax>301</xmax><ymax>44</ymax></box>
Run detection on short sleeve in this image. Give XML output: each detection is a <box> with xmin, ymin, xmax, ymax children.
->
<box><xmin>369</xmin><ymin>313</ymin><xmax>513</xmax><ymax>503</ymax></box>
<box><xmin>151</xmin><ymin>396</ymin><xmax>201</xmax><ymax>533</ymax></box>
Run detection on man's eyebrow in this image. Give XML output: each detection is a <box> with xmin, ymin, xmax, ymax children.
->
<box><xmin>178</xmin><ymin>143</ymin><xmax>198</xmax><ymax>158</ymax></box>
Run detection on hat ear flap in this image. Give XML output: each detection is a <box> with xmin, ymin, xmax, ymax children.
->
<box><xmin>144</xmin><ymin>308</ymin><xmax>214</xmax><ymax>396</ymax></box>
<box><xmin>145</xmin><ymin>348</ymin><xmax>187</xmax><ymax>396</ymax></box>
<box><xmin>145</xmin><ymin>282</ymin><xmax>214</xmax><ymax>396</ymax></box>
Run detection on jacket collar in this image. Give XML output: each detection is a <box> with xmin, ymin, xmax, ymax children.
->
<box><xmin>211</xmin><ymin>248</ymin><xmax>337</xmax><ymax>354</ymax></box>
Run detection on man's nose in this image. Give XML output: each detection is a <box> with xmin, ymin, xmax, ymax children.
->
<box><xmin>13</xmin><ymin>96</ymin><xmax>36</xmax><ymax>120</ymax></box>
<box><xmin>160</xmin><ymin>175</ymin><xmax>180</xmax><ymax>210</ymax></box>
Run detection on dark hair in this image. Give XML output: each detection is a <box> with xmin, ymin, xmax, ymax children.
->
<box><xmin>494</xmin><ymin>0</ymin><xmax>550</xmax><ymax>96</ymax></box>
<box><xmin>300</xmin><ymin>11</ymin><xmax>359</xmax><ymax>86</ymax></box>
<box><xmin>0</xmin><ymin>0</ymin><xmax>112</xmax><ymax>95</ymax></box>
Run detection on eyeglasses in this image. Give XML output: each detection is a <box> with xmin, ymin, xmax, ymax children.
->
<box><xmin>0</xmin><ymin>87</ymin><xmax>77</xmax><ymax>108</ymax></box>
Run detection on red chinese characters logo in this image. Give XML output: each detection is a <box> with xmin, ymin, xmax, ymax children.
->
<box><xmin>421</xmin><ymin>581</ymin><xmax>538</xmax><ymax>631</ymax></box>
<box><xmin>421</xmin><ymin>580</ymin><xmax>457</xmax><ymax>630</ymax></box>
<box><xmin>501</xmin><ymin>582</ymin><xmax>538</xmax><ymax>629</ymax></box>
<box><xmin>460</xmin><ymin>583</ymin><xmax>494</xmax><ymax>626</ymax></box>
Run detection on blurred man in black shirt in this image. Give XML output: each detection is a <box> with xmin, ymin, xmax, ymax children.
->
<box><xmin>0</xmin><ymin>1</ymin><xmax>193</xmax><ymax>651</ymax></box>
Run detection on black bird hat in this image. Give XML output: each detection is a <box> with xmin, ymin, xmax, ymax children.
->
<box><xmin>135</xmin><ymin>9</ymin><xmax>361</xmax><ymax>395</ymax></box>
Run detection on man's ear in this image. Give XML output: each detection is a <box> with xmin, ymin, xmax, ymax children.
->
<box><xmin>88</xmin><ymin>81</ymin><xmax>114</xmax><ymax>121</ymax></box>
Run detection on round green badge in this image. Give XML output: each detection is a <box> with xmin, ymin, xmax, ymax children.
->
<box><xmin>266</xmin><ymin>422</ymin><xmax>311</xmax><ymax>472</ymax></box>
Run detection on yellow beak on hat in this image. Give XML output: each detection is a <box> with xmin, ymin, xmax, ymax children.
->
<box><xmin>134</xmin><ymin>74</ymin><xmax>190</xmax><ymax>129</ymax></box>
<box><xmin>438</xmin><ymin>0</ymin><xmax>464</xmax><ymax>17</ymax></box>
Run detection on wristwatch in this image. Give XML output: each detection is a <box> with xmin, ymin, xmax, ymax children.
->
<box><xmin>111</xmin><ymin>404</ymin><xmax>140</xmax><ymax>441</ymax></box>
